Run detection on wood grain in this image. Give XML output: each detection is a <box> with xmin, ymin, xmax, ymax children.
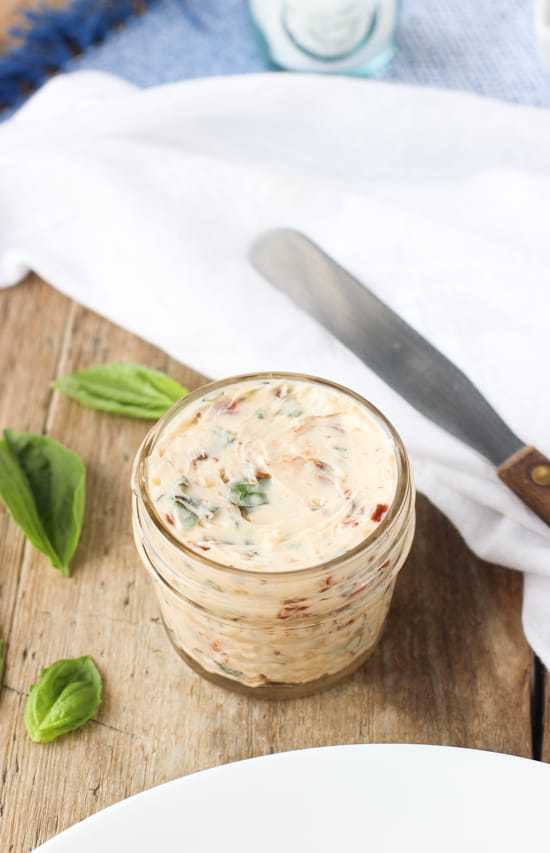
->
<box><xmin>0</xmin><ymin>277</ymin><xmax>533</xmax><ymax>852</ymax></box>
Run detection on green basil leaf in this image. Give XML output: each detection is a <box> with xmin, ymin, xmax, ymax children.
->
<box><xmin>173</xmin><ymin>493</ymin><xmax>218</xmax><ymax>525</ymax></box>
<box><xmin>0</xmin><ymin>430</ymin><xmax>85</xmax><ymax>576</ymax></box>
<box><xmin>212</xmin><ymin>427</ymin><xmax>237</xmax><ymax>447</ymax></box>
<box><xmin>276</xmin><ymin>400</ymin><xmax>304</xmax><ymax>417</ymax></box>
<box><xmin>215</xmin><ymin>660</ymin><xmax>243</xmax><ymax>678</ymax></box>
<box><xmin>0</xmin><ymin>435</ymin><xmax>59</xmax><ymax>568</ymax></box>
<box><xmin>52</xmin><ymin>363</ymin><xmax>188</xmax><ymax>419</ymax></box>
<box><xmin>229</xmin><ymin>480</ymin><xmax>269</xmax><ymax>508</ymax></box>
<box><xmin>173</xmin><ymin>495</ymin><xmax>199</xmax><ymax>528</ymax></box>
<box><xmin>24</xmin><ymin>656</ymin><xmax>102</xmax><ymax>743</ymax></box>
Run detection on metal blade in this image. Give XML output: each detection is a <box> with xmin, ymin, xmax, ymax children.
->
<box><xmin>250</xmin><ymin>228</ymin><xmax>523</xmax><ymax>466</ymax></box>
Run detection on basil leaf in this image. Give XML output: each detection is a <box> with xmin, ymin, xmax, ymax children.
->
<box><xmin>0</xmin><ymin>638</ymin><xmax>4</xmax><ymax>685</ymax></box>
<box><xmin>215</xmin><ymin>661</ymin><xmax>243</xmax><ymax>677</ymax></box>
<box><xmin>212</xmin><ymin>427</ymin><xmax>237</xmax><ymax>448</ymax></box>
<box><xmin>173</xmin><ymin>493</ymin><xmax>218</xmax><ymax>525</ymax></box>
<box><xmin>276</xmin><ymin>400</ymin><xmax>304</xmax><ymax>417</ymax></box>
<box><xmin>52</xmin><ymin>363</ymin><xmax>188</xmax><ymax>420</ymax></box>
<box><xmin>0</xmin><ymin>430</ymin><xmax>85</xmax><ymax>576</ymax></box>
<box><xmin>24</xmin><ymin>656</ymin><xmax>102</xmax><ymax>743</ymax></box>
<box><xmin>173</xmin><ymin>495</ymin><xmax>199</xmax><ymax>528</ymax></box>
<box><xmin>229</xmin><ymin>481</ymin><xmax>269</xmax><ymax>508</ymax></box>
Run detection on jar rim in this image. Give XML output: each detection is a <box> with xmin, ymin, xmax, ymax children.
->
<box><xmin>133</xmin><ymin>371</ymin><xmax>412</xmax><ymax>580</ymax></box>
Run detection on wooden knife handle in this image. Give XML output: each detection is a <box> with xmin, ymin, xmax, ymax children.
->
<box><xmin>497</xmin><ymin>446</ymin><xmax>550</xmax><ymax>527</ymax></box>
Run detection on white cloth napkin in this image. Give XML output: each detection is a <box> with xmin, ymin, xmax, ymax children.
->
<box><xmin>1</xmin><ymin>71</ymin><xmax>549</xmax><ymax>663</ymax></box>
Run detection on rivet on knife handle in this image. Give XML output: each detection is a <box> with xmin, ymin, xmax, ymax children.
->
<box><xmin>497</xmin><ymin>447</ymin><xmax>550</xmax><ymax>526</ymax></box>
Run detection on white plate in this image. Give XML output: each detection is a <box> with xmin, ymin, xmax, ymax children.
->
<box><xmin>36</xmin><ymin>744</ymin><xmax>549</xmax><ymax>852</ymax></box>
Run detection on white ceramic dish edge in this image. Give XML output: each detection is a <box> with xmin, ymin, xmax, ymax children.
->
<box><xmin>34</xmin><ymin>743</ymin><xmax>550</xmax><ymax>853</ymax></box>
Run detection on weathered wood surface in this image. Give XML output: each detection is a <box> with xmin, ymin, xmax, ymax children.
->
<box><xmin>0</xmin><ymin>276</ymin><xmax>533</xmax><ymax>852</ymax></box>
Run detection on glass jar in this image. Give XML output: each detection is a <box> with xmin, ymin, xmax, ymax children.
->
<box><xmin>131</xmin><ymin>372</ymin><xmax>415</xmax><ymax>698</ymax></box>
<box><xmin>249</xmin><ymin>0</ymin><xmax>399</xmax><ymax>75</ymax></box>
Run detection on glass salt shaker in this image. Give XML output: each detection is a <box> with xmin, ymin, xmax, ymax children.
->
<box><xmin>249</xmin><ymin>0</ymin><xmax>399</xmax><ymax>75</ymax></box>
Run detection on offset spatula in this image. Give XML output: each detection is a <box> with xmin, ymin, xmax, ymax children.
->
<box><xmin>250</xmin><ymin>228</ymin><xmax>550</xmax><ymax>527</ymax></box>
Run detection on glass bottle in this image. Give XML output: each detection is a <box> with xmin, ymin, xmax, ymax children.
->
<box><xmin>249</xmin><ymin>0</ymin><xmax>399</xmax><ymax>74</ymax></box>
<box><xmin>131</xmin><ymin>372</ymin><xmax>415</xmax><ymax>698</ymax></box>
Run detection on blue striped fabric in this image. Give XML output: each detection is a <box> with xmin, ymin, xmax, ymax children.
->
<box><xmin>66</xmin><ymin>0</ymin><xmax>550</xmax><ymax>107</ymax></box>
<box><xmin>0</xmin><ymin>0</ymin><xmax>162</xmax><ymax>109</ymax></box>
<box><xmin>0</xmin><ymin>0</ymin><xmax>547</xmax><ymax>110</ymax></box>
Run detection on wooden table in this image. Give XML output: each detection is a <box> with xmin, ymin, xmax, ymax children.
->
<box><xmin>0</xmin><ymin>274</ymin><xmax>544</xmax><ymax>852</ymax></box>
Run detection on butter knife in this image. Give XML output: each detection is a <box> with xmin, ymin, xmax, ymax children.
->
<box><xmin>250</xmin><ymin>228</ymin><xmax>550</xmax><ymax>527</ymax></box>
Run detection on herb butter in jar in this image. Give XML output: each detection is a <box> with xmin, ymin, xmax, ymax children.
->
<box><xmin>131</xmin><ymin>372</ymin><xmax>415</xmax><ymax>698</ymax></box>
